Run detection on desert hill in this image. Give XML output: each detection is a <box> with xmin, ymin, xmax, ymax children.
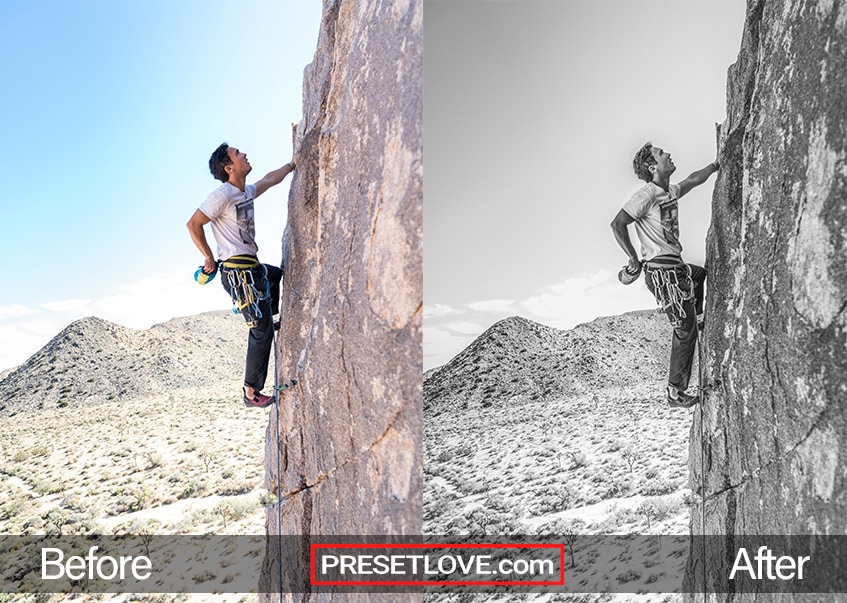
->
<box><xmin>0</xmin><ymin>311</ymin><xmax>250</xmax><ymax>416</ymax></box>
<box><xmin>0</xmin><ymin>311</ymin><xmax>277</xmax><ymax>598</ymax></box>
<box><xmin>424</xmin><ymin>310</ymin><xmax>669</xmax><ymax>415</ymax></box>
<box><xmin>424</xmin><ymin>310</ymin><xmax>697</xmax><ymax>591</ymax></box>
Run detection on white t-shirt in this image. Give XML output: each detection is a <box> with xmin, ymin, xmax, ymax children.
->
<box><xmin>622</xmin><ymin>182</ymin><xmax>685</xmax><ymax>261</ymax></box>
<box><xmin>198</xmin><ymin>182</ymin><xmax>259</xmax><ymax>260</ymax></box>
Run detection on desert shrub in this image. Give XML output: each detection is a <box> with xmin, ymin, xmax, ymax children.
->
<box><xmin>222</xmin><ymin>468</ymin><xmax>235</xmax><ymax>479</ymax></box>
<box><xmin>528</xmin><ymin>493</ymin><xmax>560</xmax><ymax>516</ymax></box>
<box><xmin>435</xmin><ymin>449</ymin><xmax>453</xmax><ymax>463</ymax></box>
<box><xmin>29</xmin><ymin>445</ymin><xmax>51</xmax><ymax>457</ymax></box>
<box><xmin>569</xmin><ymin>451</ymin><xmax>588</xmax><ymax>468</ymax></box>
<box><xmin>217</xmin><ymin>479</ymin><xmax>254</xmax><ymax>496</ymax></box>
<box><xmin>60</xmin><ymin>495</ymin><xmax>87</xmax><ymax>513</ymax></box>
<box><xmin>112</xmin><ymin>486</ymin><xmax>153</xmax><ymax>513</ymax></box>
<box><xmin>197</xmin><ymin>448</ymin><xmax>216</xmax><ymax>473</ymax></box>
<box><xmin>600</xmin><ymin>476</ymin><xmax>633</xmax><ymax>500</ymax></box>
<box><xmin>457</xmin><ymin>477</ymin><xmax>488</xmax><ymax>496</ymax></box>
<box><xmin>621</xmin><ymin>446</ymin><xmax>639</xmax><ymax>474</ymax></box>
<box><xmin>635</xmin><ymin>498</ymin><xmax>679</xmax><ymax>530</ymax></box>
<box><xmin>616</xmin><ymin>569</ymin><xmax>641</xmax><ymax>583</ymax></box>
<box><xmin>213</xmin><ymin>501</ymin><xmax>234</xmax><ymax>528</ymax></box>
<box><xmin>484</xmin><ymin>495</ymin><xmax>511</xmax><ymax>513</ymax></box>
<box><xmin>640</xmin><ymin>477</ymin><xmax>678</xmax><ymax>497</ymax></box>
<box><xmin>606</xmin><ymin>439</ymin><xmax>625</xmax><ymax>453</ymax></box>
<box><xmin>453</xmin><ymin>442</ymin><xmax>475</xmax><ymax>458</ymax></box>
<box><xmin>644</xmin><ymin>466</ymin><xmax>660</xmax><ymax>480</ymax></box>
<box><xmin>145</xmin><ymin>452</ymin><xmax>164</xmax><ymax>469</ymax></box>
<box><xmin>228</xmin><ymin>498</ymin><xmax>258</xmax><ymax>520</ymax></box>
<box><xmin>33</xmin><ymin>479</ymin><xmax>65</xmax><ymax>496</ymax></box>
<box><xmin>424</xmin><ymin>495</ymin><xmax>450</xmax><ymax>521</ymax></box>
<box><xmin>179</xmin><ymin>480</ymin><xmax>208</xmax><ymax>499</ymax></box>
<box><xmin>12</xmin><ymin>450</ymin><xmax>30</xmax><ymax>463</ymax></box>
<box><xmin>192</xmin><ymin>570</ymin><xmax>217</xmax><ymax>583</ymax></box>
<box><xmin>0</xmin><ymin>494</ymin><xmax>28</xmax><ymax>520</ymax></box>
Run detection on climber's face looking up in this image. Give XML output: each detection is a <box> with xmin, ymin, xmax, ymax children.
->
<box><xmin>226</xmin><ymin>147</ymin><xmax>253</xmax><ymax>180</ymax></box>
<box><xmin>649</xmin><ymin>147</ymin><xmax>676</xmax><ymax>178</ymax></box>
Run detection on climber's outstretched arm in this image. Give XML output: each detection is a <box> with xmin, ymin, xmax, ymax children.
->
<box><xmin>254</xmin><ymin>160</ymin><xmax>296</xmax><ymax>197</ymax></box>
<box><xmin>679</xmin><ymin>161</ymin><xmax>720</xmax><ymax>197</ymax></box>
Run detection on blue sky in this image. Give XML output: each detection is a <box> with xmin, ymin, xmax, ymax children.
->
<box><xmin>0</xmin><ymin>1</ymin><xmax>322</xmax><ymax>370</ymax></box>
<box><xmin>424</xmin><ymin>0</ymin><xmax>748</xmax><ymax>370</ymax></box>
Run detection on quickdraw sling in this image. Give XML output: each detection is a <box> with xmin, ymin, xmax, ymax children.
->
<box><xmin>645</xmin><ymin>258</ymin><xmax>694</xmax><ymax>328</ymax></box>
<box><xmin>222</xmin><ymin>255</ymin><xmax>269</xmax><ymax>328</ymax></box>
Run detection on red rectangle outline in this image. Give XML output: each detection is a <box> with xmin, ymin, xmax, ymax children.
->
<box><xmin>310</xmin><ymin>543</ymin><xmax>566</xmax><ymax>586</ymax></box>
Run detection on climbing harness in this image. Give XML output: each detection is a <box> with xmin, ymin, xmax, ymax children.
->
<box><xmin>645</xmin><ymin>258</ymin><xmax>694</xmax><ymax>327</ymax></box>
<box><xmin>222</xmin><ymin>255</ymin><xmax>269</xmax><ymax>328</ymax></box>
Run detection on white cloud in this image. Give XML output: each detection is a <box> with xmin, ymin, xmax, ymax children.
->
<box><xmin>95</xmin><ymin>270</ymin><xmax>230</xmax><ymax>329</ymax></box>
<box><xmin>442</xmin><ymin>320</ymin><xmax>487</xmax><ymax>336</ymax></box>
<box><xmin>467</xmin><ymin>299</ymin><xmax>515</xmax><ymax>313</ymax></box>
<box><xmin>521</xmin><ymin>270</ymin><xmax>653</xmax><ymax>330</ymax></box>
<box><xmin>0</xmin><ymin>304</ymin><xmax>37</xmax><ymax>320</ymax></box>
<box><xmin>42</xmin><ymin>299</ymin><xmax>94</xmax><ymax>314</ymax></box>
<box><xmin>424</xmin><ymin>303</ymin><xmax>460</xmax><ymax>319</ymax></box>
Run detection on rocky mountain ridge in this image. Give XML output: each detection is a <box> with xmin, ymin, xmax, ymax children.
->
<box><xmin>0</xmin><ymin>311</ymin><xmax>248</xmax><ymax>416</ymax></box>
<box><xmin>424</xmin><ymin>310</ymin><xmax>672</xmax><ymax>415</ymax></box>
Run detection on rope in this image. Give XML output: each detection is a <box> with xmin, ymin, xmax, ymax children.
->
<box><xmin>259</xmin><ymin>266</ymin><xmax>284</xmax><ymax>603</ymax></box>
<box><xmin>648</xmin><ymin>264</ymin><xmax>694</xmax><ymax>327</ymax></box>
<box><xmin>224</xmin><ymin>265</ymin><xmax>268</xmax><ymax>328</ymax></box>
<box><xmin>698</xmin><ymin>322</ymin><xmax>707</xmax><ymax>601</ymax></box>
<box><xmin>272</xmin><ymin>331</ymin><xmax>284</xmax><ymax>603</ymax></box>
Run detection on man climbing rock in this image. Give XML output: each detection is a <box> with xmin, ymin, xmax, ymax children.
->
<box><xmin>610</xmin><ymin>142</ymin><xmax>718</xmax><ymax>408</ymax></box>
<box><xmin>187</xmin><ymin>143</ymin><xmax>295</xmax><ymax>408</ymax></box>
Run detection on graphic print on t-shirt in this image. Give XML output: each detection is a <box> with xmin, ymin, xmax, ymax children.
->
<box><xmin>660</xmin><ymin>199</ymin><xmax>680</xmax><ymax>246</ymax></box>
<box><xmin>236</xmin><ymin>198</ymin><xmax>256</xmax><ymax>246</ymax></box>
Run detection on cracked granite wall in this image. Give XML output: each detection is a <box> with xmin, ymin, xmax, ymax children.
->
<box><xmin>686</xmin><ymin>0</ymin><xmax>847</xmax><ymax>598</ymax></box>
<box><xmin>260</xmin><ymin>1</ymin><xmax>422</xmax><ymax>600</ymax></box>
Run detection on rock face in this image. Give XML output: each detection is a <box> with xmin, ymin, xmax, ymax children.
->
<box><xmin>688</xmin><ymin>0</ymin><xmax>847</xmax><ymax>595</ymax></box>
<box><xmin>261</xmin><ymin>0</ymin><xmax>422</xmax><ymax>600</ymax></box>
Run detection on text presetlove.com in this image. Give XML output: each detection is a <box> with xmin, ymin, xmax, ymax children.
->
<box><xmin>311</xmin><ymin>544</ymin><xmax>565</xmax><ymax>586</ymax></box>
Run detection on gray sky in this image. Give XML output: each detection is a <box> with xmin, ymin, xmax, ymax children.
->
<box><xmin>424</xmin><ymin>0</ymin><xmax>748</xmax><ymax>370</ymax></box>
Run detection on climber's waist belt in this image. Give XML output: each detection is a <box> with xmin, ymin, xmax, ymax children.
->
<box><xmin>645</xmin><ymin>255</ymin><xmax>685</xmax><ymax>271</ymax></box>
<box><xmin>222</xmin><ymin>255</ymin><xmax>261</xmax><ymax>269</ymax></box>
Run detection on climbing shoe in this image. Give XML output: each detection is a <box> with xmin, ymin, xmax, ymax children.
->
<box><xmin>243</xmin><ymin>388</ymin><xmax>276</xmax><ymax>408</ymax></box>
<box><xmin>667</xmin><ymin>386</ymin><xmax>699</xmax><ymax>408</ymax></box>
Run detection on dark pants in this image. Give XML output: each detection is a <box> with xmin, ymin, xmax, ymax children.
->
<box><xmin>645</xmin><ymin>263</ymin><xmax>706</xmax><ymax>392</ymax></box>
<box><xmin>221</xmin><ymin>263</ymin><xmax>282</xmax><ymax>392</ymax></box>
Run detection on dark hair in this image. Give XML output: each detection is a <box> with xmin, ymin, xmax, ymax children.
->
<box><xmin>632</xmin><ymin>142</ymin><xmax>656</xmax><ymax>182</ymax></box>
<box><xmin>209</xmin><ymin>142</ymin><xmax>232</xmax><ymax>182</ymax></box>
